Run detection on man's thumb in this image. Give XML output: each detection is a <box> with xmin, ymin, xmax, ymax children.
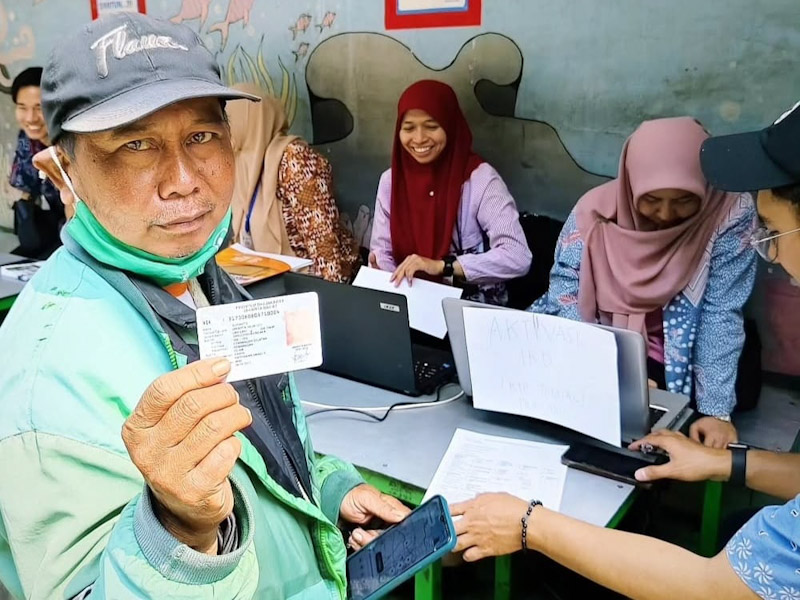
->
<box><xmin>635</xmin><ymin>463</ymin><xmax>671</xmax><ymax>483</ymax></box>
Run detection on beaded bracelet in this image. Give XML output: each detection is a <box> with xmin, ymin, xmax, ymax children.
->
<box><xmin>521</xmin><ymin>499</ymin><xmax>543</xmax><ymax>553</ymax></box>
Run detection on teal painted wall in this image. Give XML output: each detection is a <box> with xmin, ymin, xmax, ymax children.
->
<box><xmin>0</xmin><ymin>0</ymin><xmax>797</xmax><ymax>239</ymax></box>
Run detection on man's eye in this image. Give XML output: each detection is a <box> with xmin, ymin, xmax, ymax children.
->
<box><xmin>125</xmin><ymin>140</ymin><xmax>153</xmax><ymax>151</ymax></box>
<box><xmin>190</xmin><ymin>132</ymin><xmax>214</xmax><ymax>144</ymax></box>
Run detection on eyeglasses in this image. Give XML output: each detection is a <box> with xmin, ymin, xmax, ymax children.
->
<box><xmin>750</xmin><ymin>226</ymin><xmax>800</xmax><ymax>263</ymax></box>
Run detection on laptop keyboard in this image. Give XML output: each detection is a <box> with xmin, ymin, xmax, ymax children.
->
<box><xmin>413</xmin><ymin>359</ymin><xmax>455</xmax><ymax>396</ymax></box>
<box><xmin>649</xmin><ymin>406</ymin><xmax>667</xmax><ymax>428</ymax></box>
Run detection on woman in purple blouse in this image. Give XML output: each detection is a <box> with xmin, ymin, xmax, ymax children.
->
<box><xmin>369</xmin><ymin>80</ymin><xmax>531</xmax><ymax>305</ymax></box>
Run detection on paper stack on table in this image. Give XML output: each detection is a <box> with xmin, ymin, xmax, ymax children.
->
<box><xmin>423</xmin><ymin>429</ymin><xmax>569</xmax><ymax>511</ymax></box>
<box><xmin>463</xmin><ymin>307</ymin><xmax>622</xmax><ymax>447</ymax></box>
<box><xmin>229</xmin><ymin>243</ymin><xmax>313</xmax><ymax>272</ymax></box>
<box><xmin>215</xmin><ymin>245</ymin><xmax>293</xmax><ymax>286</ymax></box>
<box><xmin>352</xmin><ymin>266</ymin><xmax>462</xmax><ymax>338</ymax></box>
<box><xmin>0</xmin><ymin>261</ymin><xmax>45</xmax><ymax>282</ymax></box>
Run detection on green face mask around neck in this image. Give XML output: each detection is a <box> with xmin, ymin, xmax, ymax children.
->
<box><xmin>66</xmin><ymin>201</ymin><xmax>231</xmax><ymax>287</ymax></box>
<box><xmin>48</xmin><ymin>145</ymin><xmax>231</xmax><ymax>287</ymax></box>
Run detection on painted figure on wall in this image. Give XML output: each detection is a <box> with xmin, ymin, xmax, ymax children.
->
<box><xmin>208</xmin><ymin>0</ymin><xmax>255</xmax><ymax>50</ymax></box>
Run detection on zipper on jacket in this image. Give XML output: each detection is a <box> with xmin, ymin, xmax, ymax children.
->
<box><xmin>246</xmin><ymin>379</ymin><xmax>312</xmax><ymax>504</ymax></box>
<box><xmin>210</xmin><ymin>271</ymin><xmax>312</xmax><ymax>503</ymax></box>
<box><xmin>208</xmin><ymin>272</ymin><xmax>219</xmax><ymax>305</ymax></box>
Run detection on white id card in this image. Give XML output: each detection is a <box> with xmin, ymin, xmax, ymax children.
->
<box><xmin>197</xmin><ymin>292</ymin><xmax>322</xmax><ymax>382</ymax></box>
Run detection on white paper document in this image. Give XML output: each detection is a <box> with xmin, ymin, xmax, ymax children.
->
<box><xmin>424</xmin><ymin>429</ymin><xmax>568</xmax><ymax>511</ymax></box>
<box><xmin>352</xmin><ymin>266</ymin><xmax>462</xmax><ymax>338</ymax></box>
<box><xmin>231</xmin><ymin>243</ymin><xmax>313</xmax><ymax>272</ymax></box>
<box><xmin>197</xmin><ymin>292</ymin><xmax>322</xmax><ymax>382</ymax></box>
<box><xmin>464</xmin><ymin>308</ymin><xmax>621</xmax><ymax>447</ymax></box>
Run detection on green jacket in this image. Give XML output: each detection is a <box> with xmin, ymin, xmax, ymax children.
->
<box><xmin>0</xmin><ymin>245</ymin><xmax>364</xmax><ymax>599</ymax></box>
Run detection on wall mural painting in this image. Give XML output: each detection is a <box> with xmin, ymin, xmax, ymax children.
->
<box><xmin>0</xmin><ymin>0</ymin><xmax>38</xmax><ymax>228</ymax></box>
<box><xmin>170</xmin><ymin>0</ymin><xmax>254</xmax><ymax>51</ymax></box>
<box><xmin>169</xmin><ymin>0</ymin><xmax>214</xmax><ymax>28</ymax></box>
<box><xmin>0</xmin><ymin>0</ymin><xmax>797</xmax><ymax>239</ymax></box>
<box><xmin>307</xmin><ymin>32</ymin><xmax>607</xmax><ymax>236</ymax></box>
<box><xmin>0</xmin><ymin>1</ymin><xmax>35</xmax><ymax>94</ymax></box>
<box><xmin>222</xmin><ymin>38</ymin><xmax>299</xmax><ymax>127</ymax></box>
<box><xmin>168</xmin><ymin>2</ymin><xmax>338</xmax><ymax>127</ymax></box>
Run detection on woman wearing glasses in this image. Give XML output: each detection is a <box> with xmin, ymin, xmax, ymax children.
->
<box><xmin>447</xmin><ymin>104</ymin><xmax>800</xmax><ymax>600</ymax></box>
<box><xmin>530</xmin><ymin>117</ymin><xmax>757</xmax><ymax>448</ymax></box>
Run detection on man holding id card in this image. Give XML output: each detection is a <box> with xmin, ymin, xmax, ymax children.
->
<box><xmin>0</xmin><ymin>13</ymin><xmax>407</xmax><ymax>600</ymax></box>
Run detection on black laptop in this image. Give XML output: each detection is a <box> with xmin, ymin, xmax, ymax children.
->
<box><xmin>248</xmin><ymin>272</ymin><xmax>455</xmax><ymax>396</ymax></box>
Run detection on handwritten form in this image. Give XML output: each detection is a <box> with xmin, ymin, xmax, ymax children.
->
<box><xmin>423</xmin><ymin>429</ymin><xmax>568</xmax><ymax>511</ymax></box>
<box><xmin>464</xmin><ymin>308</ymin><xmax>622</xmax><ymax>447</ymax></box>
<box><xmin>352</xmin><ymin>266</ymin><xmax>463</xmax><ymax>338</ymax></box>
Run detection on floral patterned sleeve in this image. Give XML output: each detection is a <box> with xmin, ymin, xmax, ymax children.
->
<box><xmin>278</xmin><ymin>141</ymin><xmax>360</xmax><ymax>283</ymax></box>
<box><xmin>726</xmin><ymin>497</ymin><xmax>800</xmax><ymax>599</ymax></box>
<box><xmin>527</xmin><ymin>209</ymin><xmax>583</xmax><ymax>321</ymax></box>
<box><xmin>691</xmin><ymin>194</ymin><xmax>758</xmax><ymax>416</ymax></box>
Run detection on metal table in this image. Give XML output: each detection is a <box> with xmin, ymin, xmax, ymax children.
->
<box><xmin>296</xmin><ymin>369</ymin><xmax>643</xmax><ymax>600</ymax></box>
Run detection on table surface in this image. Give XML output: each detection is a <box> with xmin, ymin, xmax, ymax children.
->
<box><xmin>0</xmin><ymin>254</ymin><xmax>26</xmax><ymax>300</ymax></box>
<box><xmin>297</xmin><ymin>369</ymin><xmax>637</xmax><ymax>527</ymax></box>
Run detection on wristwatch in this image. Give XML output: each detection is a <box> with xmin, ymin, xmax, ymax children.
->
<box><xmin>442</xmin><ymin>255</ymin><xmax>457</xmax><ymax>278</ymax></box>
<box><xmin>727</xmin><ymin>442</ymin><xmax>749</xmax><ymax>486</ymax></box>
<box><xmin>714</xmin><ymin>415</ymin><xmax>732</xmax><ymax>423</ymax></box>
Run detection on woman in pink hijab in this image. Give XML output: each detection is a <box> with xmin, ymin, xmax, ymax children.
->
<box><xmin>531</xmin><ymin>117</ymin><xmax>758</xmax><ymax>448</ymax></box>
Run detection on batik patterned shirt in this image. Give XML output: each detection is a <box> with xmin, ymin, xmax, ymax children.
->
<box><xmin>277</xmin><ymin>141</ymin><xmax>360</xmax><ymax>283</ymax></box>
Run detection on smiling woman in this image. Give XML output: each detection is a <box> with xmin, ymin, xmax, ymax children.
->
<box><xmin>370</xmin><ymin>79</ymin><xmax>531</xmax><ymax>306</ymax></box>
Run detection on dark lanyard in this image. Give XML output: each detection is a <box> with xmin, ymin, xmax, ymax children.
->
<box><xmin>244</xmin><ymin>180</ymin><xmax>261</xmax><ymax>235</ymax></box>
<box><xmin>453</xmin><ymin>203</ymin><xmax>464</xmax><ymax>254</ymax></box>
<box><xmin>454</xmin><ymin>221</ymin><xmax>463</xmax><ymax>255</ymax></box>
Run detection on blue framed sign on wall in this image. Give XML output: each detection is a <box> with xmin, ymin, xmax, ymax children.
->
<box><xmin>386</xmin><ymin>0</ymin><xmax>482</xmax><ymax>29</ymax></box>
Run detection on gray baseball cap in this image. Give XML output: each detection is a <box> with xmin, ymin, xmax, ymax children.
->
<box><xmin>41</xmin><ymin>12</ymin><xmax>258</xmax><ymax>142</ymax></box>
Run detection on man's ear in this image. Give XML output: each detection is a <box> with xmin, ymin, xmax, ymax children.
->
<box><xmin>32</xmin><ymin>146</ymin><xmax>76</xmax><ymax>219</ymax></box>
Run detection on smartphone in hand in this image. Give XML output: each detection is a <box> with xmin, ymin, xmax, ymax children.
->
<box><xmin>347</xmin><ymin>495</ymin><xmax>456</xmax><ymax>600</ymax></box>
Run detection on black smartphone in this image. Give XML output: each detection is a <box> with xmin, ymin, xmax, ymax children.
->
<box><xmin>561</xmin><ymin>442</ymin><xmax>669</xmax><ymax>488</ymax></box>
<box><xmin>346</xmin><ymin>495</ymin><xmax>456</xmax><ymax>600</ymax></box>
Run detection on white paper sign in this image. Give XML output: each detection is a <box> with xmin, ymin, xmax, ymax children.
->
<box><xmin>197</xmin><ymin>293</ymin><xmax>322</xmax><ymax>382</ymax></box>
<box><xmin>464</xmin><ymin>308</ymin><xmax>622</xmax><ymax>447</ymax></box>
<box><xmin>352</xmin><ymin>266</ymin><xmax>462</xmax><ymax>339</ymax></box>
<box><xmin>424</xmin><ymin>429</ymin><xmax>568</xmax><ymax>511</ymax></box>
<box><xmin>398</xmin><ymin>0</ymin><xmax>468</xmax><ymax>13</ymax></box>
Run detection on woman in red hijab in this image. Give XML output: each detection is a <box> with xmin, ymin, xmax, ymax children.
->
<box><xmin>369</xmin><ymin>80</ymin><xmax>531</xmax><ymax>305</ymax></box>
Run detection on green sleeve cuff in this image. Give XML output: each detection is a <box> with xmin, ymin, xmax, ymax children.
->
<box><xmin>133</xmin><ymin>475</ymin><xmax>254</xmax><ymax>585</ymax></box>
<box><xmin>320</xmin><ymin>468</ymin><xmax>365</xmax><ymax>524</ymax></box>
